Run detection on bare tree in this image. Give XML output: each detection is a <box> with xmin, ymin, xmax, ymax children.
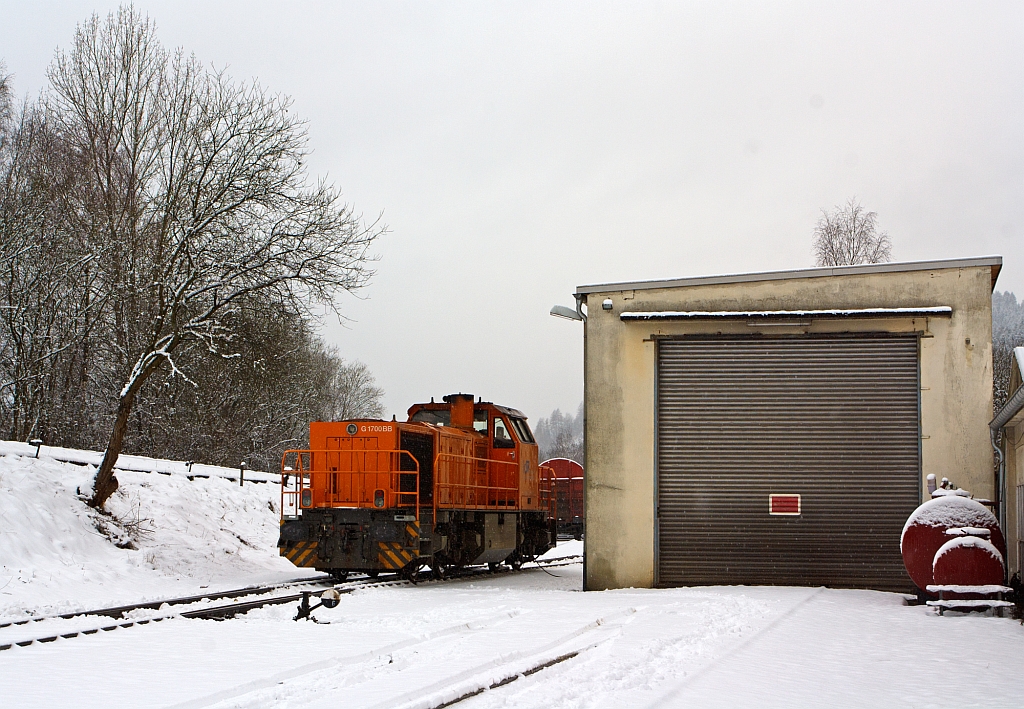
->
<box><xmin>812</xmin><ymin>198</ymin><xmax>892</xmax><ymax>267</ymax></box>
<box><xmin>0</xmin><ymin>63</ymin><xmax>11</xmax><ymax>128</ymax></box>
<box><xmin>317</xmin><ymin>356</ymin><xmax>385</xmax><ymax>421</ymax></box>
<box><xmin>45</xmin><ymin>8</ymin><xmax>383</xmax><ymax>508</ymax></box>
<box><xmin>993</xmin><ymin>290</ymin><xmax>1024</xmax><ymax>413</ymax></box>
<box><xmin>122</xmin><ymin>302</ymin><xmax>383</xmax><ymax>472</ymax></box>
<box><xmin>0</xmin><ymin>73</ymin><xmax>100</xmax><ymax>443</ymax></box>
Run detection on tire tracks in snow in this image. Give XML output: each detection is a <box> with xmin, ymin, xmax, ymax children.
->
<box><xmin>376</xmin><ymin>607</ymin><xmax>638</xmax><ymax>709</ymax></box>
<box><xmin>166</xmin><ymin>606</ymin><xmax>637</xmax><ymax>709</ymax></box>
<box><xmin>372</xmin><ymin>606</ymin><xmax>634</xmax><ymax>709</ymax></box>
<box><xmin>162</xmin><ymin>609</ymin><xmax>526</xmax><ymax>709</ymax></box>
<box><xmin>644</xmin><ymin>586</ymin><xmax>825</xmax><ymax>707</ymax></box>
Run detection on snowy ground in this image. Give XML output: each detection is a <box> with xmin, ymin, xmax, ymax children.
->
<box><xmin>2</xmin><ymin>451</ymin><xmax>1023</xmax><ymax>708</ymax></box>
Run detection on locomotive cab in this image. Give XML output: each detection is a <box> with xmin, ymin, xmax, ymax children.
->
<box><xmin>277</xmin><ymin>394</ymin><xmax>556</xmax><ymax>580</ymax></box>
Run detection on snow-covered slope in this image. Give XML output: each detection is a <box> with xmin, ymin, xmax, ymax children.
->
<box><xmin>0</xmin><ymin>450</ymin><xmax>296</xmax><ymax>620</ymax></box>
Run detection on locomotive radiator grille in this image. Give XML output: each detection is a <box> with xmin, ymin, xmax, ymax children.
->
<box><xmin>283</xmin><ymin>540</ymin><xmax>319</xmax><ymax>567</ymax></box>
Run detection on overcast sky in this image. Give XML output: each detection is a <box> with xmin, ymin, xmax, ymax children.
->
<box><xmin>3</xmin><ymin>2</ymin><xmax>1022</xmax><ymax>424</ymax></box>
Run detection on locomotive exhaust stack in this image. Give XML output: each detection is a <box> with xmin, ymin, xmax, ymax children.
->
<box><xmin>446</xmin><ymin>393</ymin><xmax>475</xmax><ymax>430</ymax></box>
<box><xmin>277</xmin><ymin>394</ymin><xmax>557</xmax><ymax>580</ymax></box>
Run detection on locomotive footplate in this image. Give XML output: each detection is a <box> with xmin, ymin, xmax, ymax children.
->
<box><xmin>278</xmin><ymin>508</ymin><xmax>425</xmax><ymax>574</ymax></box>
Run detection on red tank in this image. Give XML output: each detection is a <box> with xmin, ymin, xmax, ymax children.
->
<box><xmin>900</xmin><ymin>494</ymin><xmax>1006</xmax><ymax>594</ymax></box>
<box><xmin>932</xmin><ymin>536</ymin><xmax>1005</xmax><ymax>587</ymax></box>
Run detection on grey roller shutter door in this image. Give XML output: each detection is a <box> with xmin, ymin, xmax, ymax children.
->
<box><xmin>656</xmin><ymin>335</ymin><xmax>920</xmax><ymax>592</ymax></box>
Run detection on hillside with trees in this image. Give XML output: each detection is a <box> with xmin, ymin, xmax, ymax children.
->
<box><xmin>534</xmin><ymin>403</ymin><xmax>584</xmax><ymax>464</ymax></box>
<box><xmin>0</xmin><ymin>10</ymin><xmax>383</xmax><ymax>498</ymax></box>
<box><xmin>993</xmin><ymin>290</ymin><xmax>1024</xmax><ymax>412</ymax></box>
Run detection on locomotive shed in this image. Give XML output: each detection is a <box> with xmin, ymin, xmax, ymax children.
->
<box><xmin>574</xmin><ymin>256</ymin><xmax>1003</xmax><ymax>592</ymax></box>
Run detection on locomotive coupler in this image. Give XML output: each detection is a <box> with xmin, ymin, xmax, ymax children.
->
<box><xmin>293</xmin><ymin>588</ymin><xmax>347</xmax><ymax>622</ymax></box>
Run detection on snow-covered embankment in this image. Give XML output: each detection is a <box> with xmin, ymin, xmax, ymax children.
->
<box><xmin>0</xmin><ymin>450</ymin><xmax>296</xmax><ymax>620</ymax></box>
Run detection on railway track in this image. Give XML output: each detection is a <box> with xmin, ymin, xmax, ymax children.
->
<box><xmin>0</xmin><ymin>574</ymin><xmax>332</xmax><ymax>631</ymax></box>
<box><xmin>369</xmin><ymin>604</ymin><xmax>635</xmax><ymax>709</ymax></box>
<box><xmin>0</xmin><ymin>575</ymin><xmax>336</xmax><ymax>651</ymax></box>
<box><xmin>0</xmin><ymin>555</ymin><xmax>582</xmax><ymax>652</ymax></box>
<box><xmin>162</xmin><ymin>580</ymin><xmax>618</xmax><ymax>709</ymax></box>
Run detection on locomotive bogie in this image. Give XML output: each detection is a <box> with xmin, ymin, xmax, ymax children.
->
<box><xmin>432</xmin><ymin>510</ymin><xmax>553</xmax><ymax>568</ymax></box>
<box><xmin>279</xmin><ymin>508</ymin><xmax>424</xmax><ymax>573</ymax></box>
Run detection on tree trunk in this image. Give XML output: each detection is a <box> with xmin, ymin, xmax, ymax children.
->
<box><xmin>88</xmin><ymin>363</ymin><xmax>156</xmax><ymax>509</ymax></box>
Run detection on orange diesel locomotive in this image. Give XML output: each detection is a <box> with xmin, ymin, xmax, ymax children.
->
<box><xmin>277</xmin><ymin>394</ymin><xmax>556</xmax><ymax>579</ymax></box>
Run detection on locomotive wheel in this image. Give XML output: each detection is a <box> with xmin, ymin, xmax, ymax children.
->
<box><xmin>366</xmin><ymin>571</ymin><xmax>380</xmax><ymax>579</ymax></box>
<box><xmin>488</xmin><ymin>562</ymin><xmax>500</xmax><ymax>572</ymax></box>
<box><xmin>329</xmin><ymin>570</ymin><xmax>349</xmax><ymax>582</ymax></box>
<box><xmin>401</xmin><ymin>562</ymin><xmax>423</xmax><ymax>585</ymax></box>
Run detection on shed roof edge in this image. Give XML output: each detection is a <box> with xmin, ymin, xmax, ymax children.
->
<box><xmin>619</xmin><ymin>306</ymin><xmax>952</xmax><ymax>322</ymax></box>
<box><xmin>576</xmin><ymin>256</ymin><xmax>1003</xmax><ymax>295</ymax></box>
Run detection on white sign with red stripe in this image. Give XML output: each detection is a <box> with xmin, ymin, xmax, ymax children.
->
<box><xmin>769</xmin><ymin>494</ymin><xmax>801</xmax><ymax>515</ymax></box>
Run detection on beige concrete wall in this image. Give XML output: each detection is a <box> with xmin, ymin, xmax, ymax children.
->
<box><xmin>584</xmin><ymin>264</ymin><xmax>995</xmax><ymax>591</ymax></box>
<box><xmin>1006</xmin><ymin>426</ymin><xmax>1022</xmax><ymax>576</ymax></box>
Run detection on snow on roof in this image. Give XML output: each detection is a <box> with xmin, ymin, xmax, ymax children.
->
<box><xmin>620</xmin><ymin>306</ymin><xmax>952</xmax><ymax>322</ymax></box>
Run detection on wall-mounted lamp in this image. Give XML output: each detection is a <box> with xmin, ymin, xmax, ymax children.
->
<box><xmin>550</xmin><ymin>305</ymin><xmax>582</xmax><ymax>321</ymax></box>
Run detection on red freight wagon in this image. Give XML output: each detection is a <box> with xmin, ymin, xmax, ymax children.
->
<box><xmin>543</xmin><ymin>458</ymin><xmax>584</xmax><ymax>540</ymax></box>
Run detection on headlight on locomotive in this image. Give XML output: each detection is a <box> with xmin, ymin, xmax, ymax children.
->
<box><xmin>300</xmin><ymin>489</ymin><xmax>312</xmax><ymax>508</ymax></box>
<box><xmin>374</xmin><ymin>489</ymin><xmax>385</xmax><ymax>508</ymax></box>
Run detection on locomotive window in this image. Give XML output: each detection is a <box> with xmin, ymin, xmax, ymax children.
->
<box><xmin>410</xmin><ymin>409</ymin><xmax>450</xmax><ymax>426</ymax></box>
<box><xmin>473</xmin><ymin>410</ymin><xmax>488</xmax><ymax>433</ymax></box>
<box><xmin>509</xmin><ymin>418</ymin><xmax>535</xmax><ymax>444</ymax></box>
<box><xmin>493</xmin><ymin>417</ymin><xmax>515</xmax><ymax>449</ymax></box>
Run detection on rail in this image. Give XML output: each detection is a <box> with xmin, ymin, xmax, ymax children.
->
<box><xmin>1</xmin><ymin>556</ymin><xmax>585</xmax><ymax>652</ymax></box>
<box><xmin>281</xmin><ymin>449</ymin><xmax>419</xmax><ymax>519</ymax></box>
